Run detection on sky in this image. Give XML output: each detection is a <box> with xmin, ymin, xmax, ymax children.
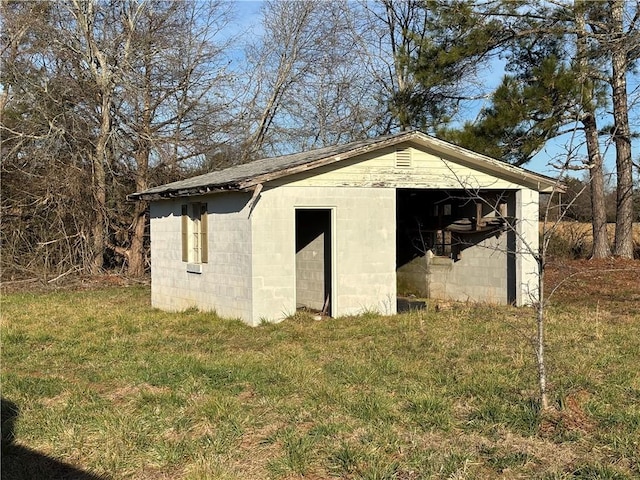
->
<box><xmin>229</xmin><ymin>1</ymin><xmax>263</xmax><ymax>36</ymax></box>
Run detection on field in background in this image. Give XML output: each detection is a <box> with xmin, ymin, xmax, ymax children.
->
<box><xmin>542</xmin><ymin>221</ymin><xmax>640</xmax><ymax>258</ymax></box>
<box><xmin>2</xmin><ymin>261</ymin><xmax>640</xmax><ymax>479</ymax></box>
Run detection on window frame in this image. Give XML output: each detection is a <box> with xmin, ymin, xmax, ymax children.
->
<box><xmin>181</xmin><ymin>202</ymin><xmax>208</xmax><ymax>265</ymax></box>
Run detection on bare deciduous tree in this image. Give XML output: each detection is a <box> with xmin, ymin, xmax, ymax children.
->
<box><xmin>1</xmin><ymin>0</ymin><xmax>236</xmax><ymax>279</ymax></box>
<box><xmin>2</xmin><ymin>1</ymin><xmax>102</xmax><ymax>278</ymax></box>
<box><xmin>113</xmin><ymin>0</ymin><xmax>235</xmax><ymax>276</ymax></box>
<box><xmin>439</xmin><ymin>143</ymin><xmax>588</xmax><ymax>411</ymax></box>
<box><xmin>238</xmin><ymin>0</ymin><xmax>377</xmax><ymax>159</ymax></box>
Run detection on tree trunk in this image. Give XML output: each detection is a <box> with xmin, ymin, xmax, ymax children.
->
<box><xmin>583</xmin><ymin>113</ymin><xmax>611</xmax><ymax>258</ymax></box>
<box><xmin>536</xmin><ymin>257</ymin><xmax>549</xmax><ymax>410</ymax></box>
<box><xmin>90</xmin><ymin>91</ymin><xmax>110</xmax><ymax>274</ymax></box>
<box><xmin>126</xmin><ymin>35</ymin><xmax>153</xmax><ymax>277</ymax></box>
<box><xmin>128</xmin><ymin>148</ymin><xmax>149</xmax><ymax>277</ymax></box>
<box><xmin>610</xmin><ymin>0</ymin><xmax>634</xmax><ymax>259</ymax></box>
<box><xmin>90</xmin><ymin>160</ymin><xmax>106</xmax><ymax>274</ymax></box>
<box><xmin>575</xmin><ymin>3</ymin><xmax>611</xmax><ymax>259</ymax></box>
<box><xmin>72</xmin><ymin>0</ymin><xmax>111</xmax><ymax>274</ymax></box>
<box><xmin>128</xmin><ymin>200</ymin><xmax>148</xmax><ymax>277</ymax></box>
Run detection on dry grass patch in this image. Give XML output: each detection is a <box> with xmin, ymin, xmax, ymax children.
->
<box><xmin>542</xmin><ymin>221</ymin><xmax>640</xmax><ymax>258</ymax></box>
<box><xmin>546</xmin><ymin>257</ymin><xmax>640</xmax><ymax>317</ymax></box>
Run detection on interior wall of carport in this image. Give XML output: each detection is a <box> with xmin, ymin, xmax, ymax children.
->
<box><xmin>249</xmin><ymin>185</ymin><xmax>397</xmax><ymax>324</ymax></box>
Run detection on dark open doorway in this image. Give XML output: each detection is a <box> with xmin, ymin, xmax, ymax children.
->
<box><xmin>295</xmin><ymin>209</ymin><xmax>332</xmax><ymax>315</ymax></box>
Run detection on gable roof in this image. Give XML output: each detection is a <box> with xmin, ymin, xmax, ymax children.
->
<box><xmin>129</xmin><ymin>130</ymin><xmax>559</xmax><ymax>201</ymax></box>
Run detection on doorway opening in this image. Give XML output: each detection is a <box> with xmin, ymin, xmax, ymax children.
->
<box><xmin>295</xmin><ymin>209</ymin><xmax>332</xmax><ymax>316</ymax></box>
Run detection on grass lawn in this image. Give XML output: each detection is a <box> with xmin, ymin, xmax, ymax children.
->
<box><xmin>1</xmin><ymin>260</ymin><xmax>639</xmax><ymax>479</ymax></box>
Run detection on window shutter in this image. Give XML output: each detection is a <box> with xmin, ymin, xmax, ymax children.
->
<box><xmin>200</xmin><ymin>203</ymin><xmax>208</xmax><ymax>264</ymax></box>
<box><xmin>181</xmin><ymin>204</ymin><xmax>188</xmax><ymax>262</ymax></box>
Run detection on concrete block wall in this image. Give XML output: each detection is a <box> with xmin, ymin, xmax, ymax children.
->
<box><xmin>516</xmin><ymin>188</ymin><xmax>540</xmax><ymax>305</ymax></box>
<box><xmin>397</xmin><ymin>234</ymin><xmax>509</xmax><ymax>304</ymax></box>
<box><xmin>296</xmin><ymin>230</ymin><xmax>326</xmax><ymax>310</ymax></box>
<box><xmin>250</xmin><ymin>185</ymin><xmax>397</xmax><ymax>323</ymax></box>
<box><xmin>149</xmin><ymin>192</ymin><xmax>253</xmax><ymax>320</ymax></box>
<box><xmin>428</xmin><ymin>235</ymin><xmax>509</xmax><ymax>303</ymax></box>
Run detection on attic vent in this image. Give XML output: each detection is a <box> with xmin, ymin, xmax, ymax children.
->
<box><xmin>395</xmin><ymin>148</ymin><xmax>412</xmax><ymax>168</ymax></box>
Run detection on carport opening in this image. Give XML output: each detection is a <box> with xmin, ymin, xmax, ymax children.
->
<box><xmin>396</xmin><ymin>189</ymin><xmax>516</xmax><ymax>304</ymax></box>
<box><xmin>396</xmin><ymin>189</ymin><xmax>511</xmax><ymax>265</ymax></box>
<box><xmin>396</xmin><ymin>189</ymin><xmax>463</xmax><ymax>269</ymax></box>
<box><xmin>295</xmin><ymin>209</ymin><xmax>332</xmax><ymax>316</ymax></box>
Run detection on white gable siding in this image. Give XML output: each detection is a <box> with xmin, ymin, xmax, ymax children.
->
<box><xmin>274</xmin><ymin>146</ymin><xmax>525</xmax><ymax>190</ymax></box>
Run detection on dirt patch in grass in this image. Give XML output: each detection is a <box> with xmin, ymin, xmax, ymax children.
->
<box><xmin>103</xmin><ymin>383</ymin><xmax>171</xmax><ymax>404</ymax></box>
<box><xmin>546</xmin><ymin>257</ymin><xmax>640</xmax><ymax>314</ymax></box>
<box><xmin>539</xmin><ymin>389</ymin><xmax>595</xmax><ymax>437</ymax></box>
<box><xmin>488</xmin><ymin>430</ymin><xmax>578</xmax><ymax>475</ymax></box>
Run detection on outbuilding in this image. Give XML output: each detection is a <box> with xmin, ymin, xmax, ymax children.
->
<box><xmin>129</xmin><ymin>130</ymin><xmax>556</xmax><ymax>325</ymax></box>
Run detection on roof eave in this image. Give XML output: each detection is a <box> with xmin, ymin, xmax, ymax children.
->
<box><xmin>128</xmin><ymin>130</ymin><xmax>560</xmax><ymax>200</ymax></box>
<box><xmin>249</xmin><ymin>130</ymin><xmax>561</xmax><ymax>193</ymax></box>
<box><xmin>127</xmin><ymin>183</ymin><xmax>245</xmax><ymax>202</ymax></box>
<box><xmin>406</xmin><ymin>133</ymin><xmax>559</xmax><ymax>193</ymax></box>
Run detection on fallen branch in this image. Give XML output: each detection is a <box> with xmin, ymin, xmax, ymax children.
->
<box><xmin>47</xmin><ymin>267</ymin><xmax>81</xmax><ymax>284</ymax></box>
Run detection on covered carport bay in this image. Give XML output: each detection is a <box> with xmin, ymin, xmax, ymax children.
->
<box><xmin>395</xmin><ymin>188</ymin><xmax>518</xmax><ymax>304</ymax></box>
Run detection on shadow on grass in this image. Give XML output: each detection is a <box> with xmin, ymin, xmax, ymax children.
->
<box><xmin>397</xmin><ymin>297</ymin><xmax>427</xmax><ymax>313</ymax></box>
<box><xmin>1</xmin><ymin>397</ymin><xmax>109</xmax><ymax>480</ymax></box>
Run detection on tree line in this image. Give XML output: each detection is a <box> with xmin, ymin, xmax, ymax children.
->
<box><xmin>2</xmin><ymin>0</ymin><xmax>638</xmax><ymax>281</ymax></box>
